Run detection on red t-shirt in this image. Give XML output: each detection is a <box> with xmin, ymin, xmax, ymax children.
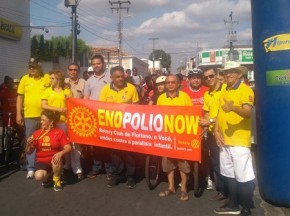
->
<box><xmin>0</xmin><ymin>88</ymin><xmax>17</xmax><ymax>126</ymax></box>
<box><xmin>32</xmin><ymin>128</ymin><xmax>69</xmax><ymax>164</ymax></box>
<box><xmin>182</xmin><ymin>85</ymin><xmax>209</xmax><ymax>106</ymax></box>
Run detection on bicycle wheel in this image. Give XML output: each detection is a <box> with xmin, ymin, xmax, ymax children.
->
<box><xmin>145</xmin><ymin>155</ymin><xmax>161</xmax><ymax>190</ymax></box>
<box><xmin>3</xmin><ymin>131</ymin><xmax>12</xmax><ymax>167</ymax></box>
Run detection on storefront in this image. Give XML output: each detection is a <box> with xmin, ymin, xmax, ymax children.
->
<box><xmin>0</xmin><ymin>0</ymin><xmax>30</xmax><ymax>83</ymax></box>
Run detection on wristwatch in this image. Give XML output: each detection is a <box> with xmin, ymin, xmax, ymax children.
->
<box><xmin>209</xmin><ymin>118</ymin><xmax>215</xmax><ymax>124</ymax></box>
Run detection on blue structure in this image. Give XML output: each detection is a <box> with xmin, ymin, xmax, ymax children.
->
<box><xmin>251</xmin><ymin>0</ymin><xmax>290</xmax><ymax>207</ymax></box>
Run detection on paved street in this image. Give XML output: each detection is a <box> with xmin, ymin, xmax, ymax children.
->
<box><xmin>0</xmin><ymin>161</ymin><xmax>269</xmax><ymax>216</ymax></box>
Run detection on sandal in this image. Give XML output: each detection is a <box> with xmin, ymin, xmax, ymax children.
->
<box><xmin>159</xmin><ymin>189</ymin><xmax>176</xmax><ymax>197</ymax></box>
<box><xmin>180</xmin><ymin>191</ymin><xmax>189</xmax><ymax>201</ymax></box>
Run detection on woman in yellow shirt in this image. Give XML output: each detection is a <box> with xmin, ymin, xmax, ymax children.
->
<box><xmin>41</xmin><ymin>70</ymin><xmax>72</xmax><ymax>133</ymax></box>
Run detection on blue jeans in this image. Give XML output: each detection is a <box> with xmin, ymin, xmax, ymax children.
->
<box><xmin>25</xmin><ymin>118</ymin><xmax>41</xmax><ymax>172</ymax></box>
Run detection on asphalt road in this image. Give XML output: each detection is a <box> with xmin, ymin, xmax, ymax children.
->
<box><xmin>0</xmin><ymin>162</ymin><xmax>266</xmax><ymax>216</ymax></box>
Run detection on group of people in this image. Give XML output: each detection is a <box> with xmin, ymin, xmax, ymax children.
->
<box><xmin>0</xmin><ymin>54</ymin><xmax>255</xmax><ymax>216</ymax></box>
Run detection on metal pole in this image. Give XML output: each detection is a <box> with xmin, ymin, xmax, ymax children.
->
<box><xmin>149</xmin><ymin>37</ymin><xmax>159</xmax><ymax>73</ymax></box>
<box><xmin>118</xmin><ymin>8</ymin><xmax>122</xmax><ymax>66</ymax></box>
<box><xmin>72</xmin><ymin>5</ymin><xmax>77</xmax><ymax>63</ymax></box>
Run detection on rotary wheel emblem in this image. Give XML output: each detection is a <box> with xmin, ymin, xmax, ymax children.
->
<box><xmin>191</xmin><ymin>139</ymin><xmax>200</xmax><ymax>149</ymax></box>
<box><xmin>69</xmin><ymin>106</ymin><xmax>97</xmax><ymax>137</ymax></box>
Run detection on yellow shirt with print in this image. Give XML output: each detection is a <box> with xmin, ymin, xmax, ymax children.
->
<box><xmin>217</xmin><ymin>82</ymin><xmax>254</xmax><ymax>147</ymax></box>
<box><xmin>99</xmin><ymin>83</ymin><xmax>139</xmax><ymax>104</ymax></box>
<box><xmin>157</xmin><ymin>91</ymin><xmax>193</xmax><ymax>106</ymax></box>
<box><xmin>203</xmin><ymin>83</ymin><xmax>227</xmax><ymax>132</ymax></box>
<box><xmin>42</xmin><ymin>87</ymin><xmax>72</xmax><ymax>122</ymax></box>
<box><xmin>17</xmin><ymin>73</ymin><xmax>50</xmax><ymax>118</ymax></box>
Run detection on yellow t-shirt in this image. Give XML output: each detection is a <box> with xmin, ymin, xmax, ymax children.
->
<box><xmin>203</xmin><ymin>83</ymin><xmax>227</xmax><ymax>131</ymax></box>
<box><xmin>217</xmin><ymin>81</ymin><xmax>254</xmax><ymax>147</ymax></box>
<box><xmin>99</xmin><ymin>83</ymin><xmax>139</xmax><ymax>104</ymax></box>
<box><xmin>17</xmin><ymin>74</ymin><xmax>50</xmax><ymax>118</ymax></box>
<box><xmin>157</xmin><ymin>91</ymin><xmax>193</xmax><ymax>106</ymax></box>
<box><xmin>42</xmin><ymin>87</ymin><xmax>72</xmax><ymax>122</ymax></box>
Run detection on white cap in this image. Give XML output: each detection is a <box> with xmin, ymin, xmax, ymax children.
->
<box><xmin>88</xmin><ymin>66</ymin><xmax>94</xmax><ymax>72</ymax></box>
<box><xmin>155</xmin><ymin>76</ymin><xmax>166</xmax><ymax>84</ymax></box>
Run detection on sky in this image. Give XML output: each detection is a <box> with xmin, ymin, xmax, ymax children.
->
<box><xmin>30</xmin><ymin>0</ymin><xmax>252</xmax><ymax>71</ymax></box>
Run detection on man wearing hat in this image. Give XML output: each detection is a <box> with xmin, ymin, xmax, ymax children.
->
<box><xmin>214</xmin><ymin>61</ymin><xmax>255</xmax><ymax>216</ymax></box>
<box><xmin>16</xmin><ymin>57</ymin><xmax>50</xmax><ymax>179</ymax></box>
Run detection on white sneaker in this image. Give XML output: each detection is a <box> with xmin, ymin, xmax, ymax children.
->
<box><xmin>27</xmin><ymin>171</ymin><xmax>34</xmax><ymax>179</ymax></box>
<box><xmin>207</xmin><ymin>177</ymin><xmax>214</xmax><ymax>190</ymax></box>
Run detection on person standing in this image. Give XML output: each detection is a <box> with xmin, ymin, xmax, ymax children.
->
<box><xmin>199</xmin><ymin>67</ymin><xmax>227</xmax><ymax>201</ymax></box>
<box><xmin>157</xmin><ymin>74</ymin><xmax>193</xmax><ymax>201</ymax></box>
<box><xmin>16</xmin><ymin>57</ymin><xmax>50</xmax><ymax>179</ymax></box>
<box><xmin>99</xmin><ymin>65</ymin><xmax>139</xmax><ymax>188</ymax></box>
<box><xmin>65</xmin><ymin>63</ymin><xmax>86</xmax><ymax>180</ymax></box>
<box><xmin>83</xmin><ymin>54</ymin><xmax>112</xmax><ymax>179</ymax></box>
<box><xmin>182</xmin><ymin>68</ymin><xmax>209</xmax><ymax>106</ymax></box>
<box><xmin>214</xmin><ymin>61</ymin><xmax>255</xmax><ymax>216</ymax></box>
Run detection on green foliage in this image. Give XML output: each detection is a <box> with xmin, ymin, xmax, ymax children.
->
<box><xmin>30</xmin><ymin>34</ymin><xmax>91</xmax><ymax>61</ymax></box>
<box><xmin>149</xmin><ymin>49</ymin><xmax>171</xmax><ymax>70</ymax></box>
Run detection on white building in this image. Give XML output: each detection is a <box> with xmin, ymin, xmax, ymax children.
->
<box><xmin>0</xmin><ymin>0</ymin><xmax>30</xmax><ymax>82</ymax></box>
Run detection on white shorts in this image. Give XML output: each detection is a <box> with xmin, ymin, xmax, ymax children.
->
<box><xmin>220</xmin><ymin>146</ymin><xmax>255</xmax><ymax>182</ymax></box>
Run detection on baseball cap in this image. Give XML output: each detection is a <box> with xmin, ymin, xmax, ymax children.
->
<box><xmin>88</xmin><ymin>66</ymin><xmax>94</xmax><ymax>73</ymax></box>
<box><xmin>28</xmin><ymin>57</ymin><xmax>41</xmax><ymax>67</ymax></box>
<box><xmin>155</xmin><ymin>76</ymin><xmax>166</xmax><ymax>84</ymax></box>
<box><xmin>187</xmin><ymin>68</ymin><xmax>203</xmax><ymax>78</ymax></box>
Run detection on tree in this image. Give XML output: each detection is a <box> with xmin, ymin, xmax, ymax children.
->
<box><xmin>31</xmin><ymin>35</ymin><xmax>39</xmax><ymax>58</ymax></box>
<box><xmin>30</xmin><ymin>34</ymin><xmax>91</xmax><ymax>63</ymax></box>
<box><xmin>149</xmin><ymin>49</ymin><xmax>171</xmax><ymax>70</ymax></box>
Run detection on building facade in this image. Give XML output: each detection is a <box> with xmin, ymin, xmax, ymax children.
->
<box><xmin>0</xmin><ymin>0</ymin><xmax>30</xmax><ymax>82</ymax></box>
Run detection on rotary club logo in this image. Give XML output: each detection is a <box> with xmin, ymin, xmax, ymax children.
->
<box><xmin>43</xmin><ymin>136</ymin><xmax>50</xmax><ymax>143</ymax></box>
<box><xmin>190</xmin><ymin>139</ymin><xmax>200</xmax><ymax>149</ymax></box>
<box><xmin>69</xmin><ymin>106</ymin><xmax>97</xmax><ymax>137</ymax></box>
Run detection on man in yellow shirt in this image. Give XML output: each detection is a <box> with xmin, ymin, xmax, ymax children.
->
<box><xmin>199</xmin><ymin>67</ymin><xmax>227</xmax><ymax>201</ymax></box>
<box><xmin>16</xmin><ymin>57</ymin><xmax>50</xmax><ymax>179</ymax></box>
<box><xmin>157</xmin><ymin>75</ymin><xmax>192</xmax><ymax>201</ymax></box>
<box><xmin>214</xmin><ymin>61</ymin><xmax>255</xmax><ymax>216</ymax></box>
<box><xmin>99</xmin><ymin>66</ymin><xmax>139</xmax><ymax>189</ymax></box>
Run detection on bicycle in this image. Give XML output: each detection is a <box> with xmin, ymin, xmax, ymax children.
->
<box><xmin>1</xmin><ymin>112</ymin><xmax>24</xmax><ymax>168</ymax></box>
<box><xmin>144</xmin><ymin>155</ymin><xmax>203</xmax><ymax>197</ymax></box>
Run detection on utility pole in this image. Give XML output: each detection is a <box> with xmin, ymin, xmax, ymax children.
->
<box><xmin>224</xmin><ymin>11</ymin><xmax>239</xmax><ymax>61</ymax></box>
<box><xmin>149</xmin><ymin>37</ymin><xmax>159</xmax><ymax>73</ymax></box>
<box><xmin>109</xmin><ymin>1</ymin><xmax>131</xmax><ymax>66</ymax></box>
<box><xmin>65</xmin><ymin>0</ymin><xmax>79</xmax><ymax>63</ymax></box>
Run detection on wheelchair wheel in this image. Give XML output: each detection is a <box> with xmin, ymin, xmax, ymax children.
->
<box><xmin>145</xmin><ymin>155</ymin><xmax>161</xmax><ymax>190</ymax></box>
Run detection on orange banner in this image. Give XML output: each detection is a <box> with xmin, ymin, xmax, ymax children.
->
<box><xmin>67</xmin><ymin>98</ymin><xmax>203</xmax><ymax>162</ymax></box>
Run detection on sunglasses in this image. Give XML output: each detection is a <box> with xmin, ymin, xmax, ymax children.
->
<box><xmin>203</xmin><ymin>74</ymin><xmax>215</xmax><ymax>80</ymax></box>
<box><xmin>69</xmin><ymin>68</ymin><xmax>78</xmax><ymax>71</ymax></box>
<box><xmin>166</xmin><ymin>81</ymin><xmax>176</xmax><ymax>84</ymax></box>
<box><xmin>29</xmin><ymin>66</ymin><xmax>39</xmax><ymax>70</ymax></box>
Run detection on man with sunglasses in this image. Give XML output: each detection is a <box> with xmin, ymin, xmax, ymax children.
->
<box><xmin>213</xmin><ymin>61</ymin><xmax>255</xmax><ymax>216</ymax></box>
<box><xmin>16</xmin><ymin>57</ymin><xmax>50</xmax><ymax>179</ymax></box>
<box><xmin>199</xmin><ymin>67</ymin><xmax>227</xmax><ymax>201</ymax></box>
<box><xmin>64</xmin><ymin>63</ymin><xmax>86</xmax><ymax>180</ymax></box>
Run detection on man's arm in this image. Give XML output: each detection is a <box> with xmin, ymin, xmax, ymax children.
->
<box><xmin>222</xmin><ymin>98</ymin><xmax>252</xmax><ymax>118</ymax></box>
<box><xmin>16</xmin><ymin>94</ymin><xmax>24</xmax><ymax>126</ymax></box>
